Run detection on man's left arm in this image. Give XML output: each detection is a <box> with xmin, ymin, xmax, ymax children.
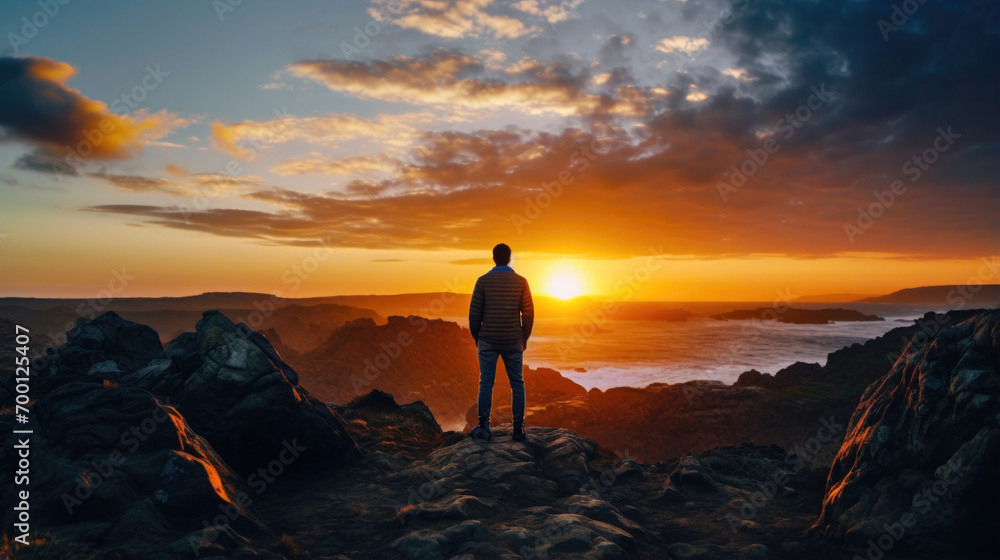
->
<box><xmin>520</xmin><ymin>279</ymin><xmax>534</xmax><ymax>348</ymax></box>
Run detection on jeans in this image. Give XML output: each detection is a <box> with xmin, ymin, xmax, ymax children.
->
<box><xmin>476</xmin><ymin>338</ymin><xmax>525</xmax><ymax>422</ymax></box>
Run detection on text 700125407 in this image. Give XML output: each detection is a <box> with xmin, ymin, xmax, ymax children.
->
<box><xmin>12</xmin><ymin>325</ymin><xmax>33</xmax><ymax>545</ymax></box>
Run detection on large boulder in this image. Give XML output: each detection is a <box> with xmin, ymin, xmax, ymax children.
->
<box><xmin>335</xmin><ymin>389</ymin><xmax>447</xmax><ymax>459</ymax></box>
<box><xmin>0</xmin><ymin>382</ymin><xmax>272</xmax><ymax>559</ymax></box>
<box><xmin>167</xmin><ymin>310</ymin><xmax>361</xmax><ymax>474</ymax></box>
<box><xmin>812</xmin><ymin>310</ymin><xmax>1000</xmax><ymax>556</ymax></box>
<box><xmin>34</xmin><ymin>311</ymin><xmax>165</xmax><ymax>391</ymax></box>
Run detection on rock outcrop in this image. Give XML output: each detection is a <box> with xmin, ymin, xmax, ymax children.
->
<box><xmin>335</xmin><ymin>389</ymin><xmax>449</xmax><ymax>459</ymax></box>
<box><xmin>167</xmin><ymin>311</ymin><xmax>360</xmax><ymax>474</ymax></box>
<box><xmin>0</xmin><ymin>382</ymin><xmax>272</xmax><ymax>558</ymax></box>
<box><xmin>812</xmin><ymin>310</ymin><xmax>1000</xmax><ymax>556</ymax></box>
<box><xmin>34</xmin><ymin>311</ymin><xmax>166</xmax><ymax>393</ymax></box>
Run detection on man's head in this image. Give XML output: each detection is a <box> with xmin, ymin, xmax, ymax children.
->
<box><xmin>492</xmin><ymin>243</ymin><xmax>511</xmax><ymax>266</ymax></box>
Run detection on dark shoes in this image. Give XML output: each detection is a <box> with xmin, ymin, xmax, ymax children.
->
<box><xmin>512</xmin><ymin>420</ymin><xmax>526</xmax><ymax>441</ymax></box>
<box><xmin>470</xmin><ymin>416</ymin><xmax>526</xmax><ymax>442</ymax></box>
<box><xmin>470</xmin><ymin>416</ymin><xmax>492</xmax><ymax>441</ymax></box>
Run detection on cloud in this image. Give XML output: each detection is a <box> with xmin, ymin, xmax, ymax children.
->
<box><xmin>84</xmin><ymin>171</ymin><xmax>263</xmax><ymax>198</ymax></box>
<box><xmin>166</xmin><ymin>163</ymin><xmax>189</xmax><ymax>177</ymax></box>
<box><xmin>653</xmin><ymin>36</ymin><xmax>710</xmax><ymax>55</ymax></box>
<box><xmin>210</xmin><ymin>111</ymin><xmax>432</xmax><ymax>159</ymax></box>
<box><xmin>598</xmin><ymin>34</ymin><xmax>636</xmax><ymax>66</ymax></box>
<box><xmin>478</xmin><ymin>48</ymin><xmax>507</xmax><ymax>69</ymax></box>
<box><xmin>0</xmin><ymin>56</ymin><xmax>186</xmax><ymax>162</ymax></box>
<box><xmin>592</xmin><ymin>73</ymin><xmax>612</xmax><ymax>85</ymax></box>
<box><xmin>272</xmin><ymin>153</ymin><xmax>397</xmax><ymax>176</ymax></box>
<box><xmin>188</xmin><ymin>172</ymin><xmax>264</xmax><ymax>192</ymax></box>
<box><xmin>512</xmin><ymin>0</ymin><xmax>586</xmax><ymax>24</ymax></box>
<box><xmin>684</xmin><ymin>85</ymin><xmax>707</xmax><ymax>102</ymax></box>
<box><xmin>721</xmin><ymin>68</ymin><xmax>752</xmax><ymax>81</ymax></box>
<box><xmin>369</xmin><ymin>0</ymin><xmax>537</xmax><ymax>39</ymax></box>
<box><xmin>210</xmin><ymin>120</ymin><xmax>250</xmax><ymax>159</ymax></box>
<box><xmin>84</xmin><ymin>173</ymin><xmax>189</xmax><ymax>196</ymax></box>
<box><xmin>13</xmin><ymin>150</ymin><xmax>78</xmax><ymax>176</ymax></box>
<box><xmin>289</xmin><ymin>50</ymin><xmax>484</xmax><ymax>101</ymax></box>
<box><xmin>289</xmin><ymin>50</ymin><xmax>659</xmax><ymax>117</ymax></box>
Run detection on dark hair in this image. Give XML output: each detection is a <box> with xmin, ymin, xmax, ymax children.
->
<box><xmin>492</xmin><ymin>243</ymin><xmax>511</xmax><ymax>266</ymax></box>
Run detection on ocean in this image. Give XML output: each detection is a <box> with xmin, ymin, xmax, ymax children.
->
<box><xmin>448</xmin><ymin>303</ymin><xmax>959</xmax><ymax>390</ymax></box>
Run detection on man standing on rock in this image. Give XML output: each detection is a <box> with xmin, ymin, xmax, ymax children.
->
<box><xmin>468</xmin><ymin>243</ymin><xmax>534</xmax><ymax>442</ymax></box>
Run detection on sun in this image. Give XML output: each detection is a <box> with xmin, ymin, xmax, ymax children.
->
<box><xmin>545</xmin><ymin>269</ymin><xmax>585</xmax><ymax>300</ymax></box>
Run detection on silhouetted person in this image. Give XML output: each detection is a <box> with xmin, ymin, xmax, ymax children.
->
<box><xmin>468</xmin><ymin>243</ymin><xmax>534</xmax><ymax>441</ymax></box>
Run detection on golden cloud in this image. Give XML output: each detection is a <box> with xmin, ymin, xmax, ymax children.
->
<box><xmin>0</xmin><ymin>56</ymin><xmax>187</xmax><ymax>163</ymax></box>
<box><xmin>289</xmin><ymin>51</ymin><xmax>658</xmax><ymax>117</ymax></box>
<box><xmin>210</xmin><ymin>112</ymin><xmax>434</xmax><ymax>159</ymax></box>
<box><xmin>369</xmin><ymin>0</ymin><xmax>537</xmax><ymax>39</ymax></box>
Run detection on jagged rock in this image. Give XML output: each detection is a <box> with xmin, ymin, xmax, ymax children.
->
<box><xmin>172</xmin><ymin>311</ymin><xmax>360</xmax><ymax>474</ymax></box>
<box><xmin>741</xmin><ymin>543</ymin><xmax>770</xmax><ymax>559</ymax></box>
<box><xmin>657</xmin><ymin>480</ymin><xmax>689</xmax><ymax>504</ymax></box>
<box><xmin>0</xmin><ymin>382</ymin><xmax>269</xmax><ymax>558</ymax></box>
<box><xmin>336</xmin><ymin>389</ymin><xmax>444</xmax><ymax>459</ymax></box>
<box><xmin>734</xmin><ymin>362</ymin><xmax>823</xmax><ymax>389</ymax></box>
<box><xmin>670</xmin><ymin>456</ymin><xmax>723</xmax><ymax>491</ymax></box>
<box><xmin>36</xmin><ymin>311</ymin><xmax>165</xmax><ymax>389</ymax></box>
<box><xmin>812</xmin><ymin>310</ymin><xmax>1000</xmax><ymax>556</ymax></box>
<box><xmin>668</xmin><ymin>542</ymin><xmax>717</xmax><ymax>559</ymax></box>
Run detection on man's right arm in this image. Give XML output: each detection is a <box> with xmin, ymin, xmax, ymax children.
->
<box><xmin>469</xmin><ymin>279</ymin><xmax>484</xmax><ymax>343</ymax></box>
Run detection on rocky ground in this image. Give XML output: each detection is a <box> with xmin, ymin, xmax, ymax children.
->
<box><xmin>0</xmin><ymin>309</ymin><xmax>996</xmax><ymax>559</ymax></box>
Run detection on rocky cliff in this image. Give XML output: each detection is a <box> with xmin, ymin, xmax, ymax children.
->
<box><xmin>812</xmin><ymin>310</ymin><xmax>1000</xmax><ymax>556</ymax></box>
